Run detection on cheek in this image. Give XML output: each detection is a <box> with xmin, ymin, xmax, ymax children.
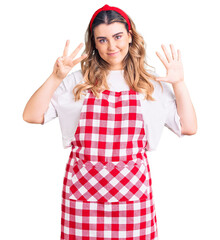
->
<box><xmin>119</xmin><ymin>40</ymin><xmax>130</xmax><ymax>50</ymax></box>
<box><xmin>96</xmin><ymin>45</ymin><xmax>106</xmax><ymax>55</ymax></box>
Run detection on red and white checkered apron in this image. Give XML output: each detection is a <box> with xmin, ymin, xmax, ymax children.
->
<box><xmin>61</xmin><ymin>89</ymin><xmax>158</xmax><ymax>240</ymax></box>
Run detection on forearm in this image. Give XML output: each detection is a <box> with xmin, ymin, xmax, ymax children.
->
<box><xmin>172</xmin><ymin>81</ymin><xmax>197</xmax><ymax>135</ymax></box>
<box><xmin>23</xmin><ymin>73</ymin><xmax>63</xmax><ymax>124</ymax></box>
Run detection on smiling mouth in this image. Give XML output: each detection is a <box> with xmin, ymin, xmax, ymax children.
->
<box><xmin>107</xmin><ymin>51</ymin><xmax>120</xmax><ymax>56</ymax></box>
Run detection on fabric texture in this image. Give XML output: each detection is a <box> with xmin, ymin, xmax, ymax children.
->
<box><xmin>68</xmin><ymin>89</ymin><xmax>149</xmax><ymax>203</ymax></box>
<box><xmin>42</xmin><ymin>69</ymin><xmax>184</xmax><ymax>151</ymax></box>
<box><xmin>61</xmin><ymin>88</ymin><xmax>158</xmax><ymax>239</ymax></box>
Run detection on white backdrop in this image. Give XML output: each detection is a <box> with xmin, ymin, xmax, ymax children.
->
<box><xmin>1</xmin><ymin>0</ymin><xmax>219</xmax><ymax>239</ymax></box>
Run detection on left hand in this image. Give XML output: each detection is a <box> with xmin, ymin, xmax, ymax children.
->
<box><xmin>155</xmin><ymin>44</ymin><xmax>184</xmax><ymax>84</ymax></box>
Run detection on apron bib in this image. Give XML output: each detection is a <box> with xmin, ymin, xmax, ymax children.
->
<box><xmin>68</xmin><ymin>89</ymin><xmax>151</xmax><ymax>203</ymax></box>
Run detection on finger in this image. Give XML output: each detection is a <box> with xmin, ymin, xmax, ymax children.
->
<box><xmin>63</xmin><ymin>40</ymin><xmax>70</xmax><ymax>57</ymax></box>
<box><xmin>72</xmin><ymin>54</ymin><xmax>88</xmax><ymax>67</ymax></box>
<box><xmin>57</xmin><ymin>57</ymin><xmax>63</xmax><ymax>67</ymax></box>
<box><xmin>57</xmin><ymin>56</ymin><xmax>63</xmax><ymax>64</ymax></box>
<box><xmin>170</xmin><ymin>44</ymin><xmax>177</xmax><ymax>60</ymax></box>
<box><xmin>155</xmin><ymin>77</ymin><xmax>168</xmax><ymax>82</ymax></box>
<box><xmin>161</xmin><ymin>44</ymin><xmax>172</xmax><ymax>62</ymax></box>
<box><xmin>177</xmin><ymin>49</ymin><xmax>181</xmax><ymax>61</ymax></box>
<box><xmin>69</xmin><ymin>42</ymin><xmax>84</xmax><ymax>59</ymax></box>
<box><xmin>156</xmin><ymin>51</ymin><xmax>169</xmax><ymax>68</ymax></box>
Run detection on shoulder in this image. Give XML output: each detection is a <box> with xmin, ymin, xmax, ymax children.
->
<box><xmin>146</xmin><ymin>70</ymin><xmax>175</xmax><ymax>103</ymax></box>
<box><xmin>72</xmin><ymin>69</ymin><xmax>84</xmax><ymax>84</ymax></box>
<box><xmin>54</xmin><ymin>69</ymin><xmax>84</xmax><ymax>95</ymax></box>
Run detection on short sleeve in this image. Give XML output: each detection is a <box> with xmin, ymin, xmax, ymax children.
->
<box><xmin>42</xmin><ymin>101</ymin><xmax>58</xmax><ymax>124</ymax></box>
<box><xmin>41</xmin><ymin>72</ymin><xmax>77</xmax><ymax>125</ymax></box>
<box><xmin>162</xmin><ymin>83</ymin><xmax>185</xmax><ymax>138</ymax></box>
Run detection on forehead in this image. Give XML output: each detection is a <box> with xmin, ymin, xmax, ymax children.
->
<box><xmin>93</xmin><ymin>22</ymin><xmax>127</xmax><ymax>37</ymax></box>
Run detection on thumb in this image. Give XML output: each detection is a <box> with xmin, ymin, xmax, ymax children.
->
<box><xmin>57</xmin><ymin>57</ymin><xmax>63</xmax><ymax>67</ymax></box>
<box><xmin>155</xmin><ymin>77</ymin><xmax>167</xmax><ymax>82</ymax></box>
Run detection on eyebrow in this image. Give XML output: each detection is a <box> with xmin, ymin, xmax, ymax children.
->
<box><xmin>96</xmin><ymin>32</ymin><xmax>124</xmax><ymax>39</ymax></box>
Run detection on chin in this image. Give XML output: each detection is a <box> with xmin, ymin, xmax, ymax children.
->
<box><xmin>107</xmin><ymin>58</ymin><xmax>124</xmax><ymax>66</ymax></box>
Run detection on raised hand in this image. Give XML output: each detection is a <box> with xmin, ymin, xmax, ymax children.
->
<box><xmin>52</xmin><ymin>40</ymin><xmax>87</xmax><ymax>80</ymax></box>
<box><xmin>155</xmin><ymin>44</ymin><xmax>184</xmax><ymax>84</ymax></box>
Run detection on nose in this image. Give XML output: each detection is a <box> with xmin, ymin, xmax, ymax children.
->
<box><xmin>108</xmin><ymin>40</ymin><xmax>116</xmax><ymax>51</ymax></box>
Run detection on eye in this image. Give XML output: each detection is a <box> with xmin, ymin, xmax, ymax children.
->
<box><xmin>115</xmin><ymin>35</ymin><xmax>122</xmax><ymax>40</ymax></box>
<box><xmin>99</xmin><ymin>39</ymin><xmax>107</xmax><ymax>43</ymax></box>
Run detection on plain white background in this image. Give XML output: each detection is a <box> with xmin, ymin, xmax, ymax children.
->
<box><xmin>1</xmin><ymin>0</ymin><xmax>219</xmax><ymax>239</ymax></box>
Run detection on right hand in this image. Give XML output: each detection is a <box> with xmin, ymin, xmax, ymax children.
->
<box><xmin>52</xmin><ymin>40</ymin><xmax>87</xmax><ymax>80</ymax></box>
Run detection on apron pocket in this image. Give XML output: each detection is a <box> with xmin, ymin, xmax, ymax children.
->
<box><xmin>69</xmin><ymin>159</ymin><xmax>149</xmax><ymax>202</ymax></box>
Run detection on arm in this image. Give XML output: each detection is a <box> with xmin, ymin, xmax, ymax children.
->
<box><xmin>23</xmin><ymin>73</ymin><xmax>63</xmax><ymax>124</ymax></box>
<box><xmin>155</xmin><ymin>44</ymin><xmax>197</xmax><ymax>135</ymax></box>
<box><xmin>23</xmin><ymin>40</ymin><xmax>87</xmax><ymax>124</ymax></box>
<box><xmin>172</xmin><ymin>81</ymin><xmax>197</xmax><ymax>135</ymax></box>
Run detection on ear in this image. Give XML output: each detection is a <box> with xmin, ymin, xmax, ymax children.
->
<box><xmin>128</xmin><ymin>30</ymin><xmax>132</xmax><ymax>44</ymax></box>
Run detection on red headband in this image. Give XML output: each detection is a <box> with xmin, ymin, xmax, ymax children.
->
<box><xmin>89</xmin><ymin>4</ymin><xmax>131</xmax><ymax>31</ymax></box>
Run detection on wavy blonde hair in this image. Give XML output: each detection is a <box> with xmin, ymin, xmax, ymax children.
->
<box><xmin>73</xmin><ymin>9</ymin><xmax>163</xmax><ymax>101</ymax></box>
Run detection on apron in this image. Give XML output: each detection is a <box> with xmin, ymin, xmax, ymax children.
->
<box><xmin>61</xmin><ymin>88</ymin><xmax>158</xmax><ymax>240</ymax></box>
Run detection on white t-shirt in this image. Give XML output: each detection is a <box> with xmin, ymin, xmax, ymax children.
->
<box><xmin>42</xmin><ymin>69</ymin><xmax>184</xmax><ymax>151</ymax></box>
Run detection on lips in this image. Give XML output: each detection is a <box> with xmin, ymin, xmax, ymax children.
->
<box><xmin>107</xmin><ymin>51</ymin><xmax>120</xmax><ymax>56</ymax></box>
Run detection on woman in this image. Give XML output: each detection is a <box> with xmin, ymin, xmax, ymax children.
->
<box><xmin>23</xmin><ymin>4</ymin><xmax>197</xmax><ymax>240</ymax></box>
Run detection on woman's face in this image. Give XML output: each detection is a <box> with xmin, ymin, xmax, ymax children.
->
<box><xmin>93</xmin><ymin>22</ymin><xmax>132</xmax><ymax>70</ymax></box>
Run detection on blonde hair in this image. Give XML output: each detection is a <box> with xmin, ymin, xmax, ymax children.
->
<box><xmin>72</xmin><ymin>10</ymin><xmax>163</xmax><ymax>101</ymax></box>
